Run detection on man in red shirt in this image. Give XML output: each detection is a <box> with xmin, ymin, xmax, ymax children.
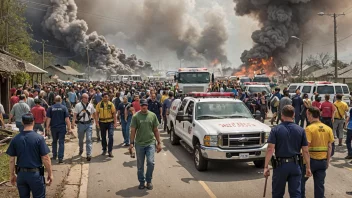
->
<box><xmin>312</xmin><ymin>95</ymin><xmax>322</xmax><ymax>109</ymax></box>
<box><xmin>132</xmin><ymin>95</ymin><xmax>141</xmax><ymax>112</ymax></box>
<box><xmin>10</xmin><ymin>88</ymin><xmax>19</xmax><ymax>109</ymax></box>
<box><xmin>31</xmin><ymin>99</ymin><xmax>46</xmax><ymax>135</ymax></box>
<box><xmin>320</xmin><ymin>94</ymin><xmax>336</xmax><ymax>156</ymax></box>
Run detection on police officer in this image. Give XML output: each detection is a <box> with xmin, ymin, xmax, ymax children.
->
<box><xmin>301</xmin><ymin>107</ymin><xmax>334</xmax><ymax>198</ymax></box>
<box><xmin>96</xmin><ymin>93</ymin><xmax>118</xmax><ymax>157</ymax></box>
<box><xmin>148</xmin><ymin>93</ymin><xmax>162</xmax><ymax>124</ymax></box>
<box><xmin>264</xmin><ymin>105</ymin><xmax>312</xmax><ymax>198</ymax></box>
<box><xmin>46</xmin><ymin>96</ymin><xmax>72</xmax><ymax>163</ymax></box>
<box><xmin>72</xmin><ymin>93</ymin><xmax>97</xmax><ymax>161</ymax></box>
<box><xmin>6</xmin><ymin>113</ymin><xmax>53</xmax><ymax>197</ymax></box>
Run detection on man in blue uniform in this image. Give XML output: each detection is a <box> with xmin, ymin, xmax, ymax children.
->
<box><xmin>264</xmin><ymin>105</ymin><xmax>312</xmax><ymax>198</ymax></box>
<box><xmin>6</xmin><ymin>113</ymin><xmax>53</xmax><ymax>197</ymax></box>
<box><xmin>148</xmin><ymin>93</ymin><xmax>162</xmax><ymax>124</ymax></box>
<box><xmin>46</xmin><ymin>96</ymin><xmax>72</xmax><ymax>163</ymax></box>
<box><xmin>292</xmin><ymin>88</ymin><xmax>303</xmax><ymax>125</ymax></box>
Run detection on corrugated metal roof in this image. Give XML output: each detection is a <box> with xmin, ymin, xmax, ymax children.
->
<box><xmin>25</xmin><ymin>62</ymin><xmax>47</xmax><ymax>74</ymax></box>
<box><xmin>338</xmin><ymin>65</ymin><xmax>352</xmax><ymax>78</ymax></box>
<box><xmin>310</xmin><ymin>67</ymin><xmax>334</xmax><ymax>78</ymax></box>
<box><xmin>48</xmin><ymin>65</ymin><xmax>84</xmax><ymax>76</ymax></box>
<box><xmin>0</xmin><ymin>51</ymin><xmax>25</xmax><ymax>72</ymax></box>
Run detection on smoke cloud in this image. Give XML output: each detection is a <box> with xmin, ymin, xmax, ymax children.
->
<box><xmin>233</xmin><ymin>0</ymin><xmax>350</xmax><ymax>66</ymax></box>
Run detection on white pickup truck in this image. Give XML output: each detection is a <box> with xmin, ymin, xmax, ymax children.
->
<box><xmin>167</xmin><ymin>92</ymin><xmax>271</xmax><ymax>171</ymax></box>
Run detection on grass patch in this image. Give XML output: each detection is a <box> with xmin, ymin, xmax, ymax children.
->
<box><xmin>0</xmin><ymin>144</ymin><xmax>9</xmax><ymax>183</ymax></box>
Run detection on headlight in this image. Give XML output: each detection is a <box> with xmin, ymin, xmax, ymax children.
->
<box><xmin>204</xmin><ymin>135</ymin><xmax>218</xmax><ymax>147</ymax></box>
<box><xmin>262</xmin><ymin>132</ymin><xmax>270</xmax><ymax>143</ymax></box>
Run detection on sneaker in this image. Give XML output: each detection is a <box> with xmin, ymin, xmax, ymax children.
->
<box><xmin>108</xmin><ymin>152</ymin><xmax>114</xmax><ymax>158</ymax></box>
<box><xmin>87</xmin><ymin>156</ymin><xmax>91</xmax><ymax>162</ymax></box>
<box><xmin>146</xmin><ymin>183</ymin><xmax>153</xmax><ymax>190</ymax></box>
<box><xmin>345</xmin><ymin>156</ymin><xmax>352</xmax><ymax>159</ymax></box>
<box><xmin>138</xmin><ymin>183</ymin><xmax>145</xmax><ymax>190</ymax></box>
<box><xmin>58</xmin><ymin>159</ymin><xmax>64</xmax><ymax>163</ymax></box>
<box><xmin>51</xmin><ymin>156</ymin><xmax>57</xmax><ymax>160</ymax></box>
<box><xmin>79</xmin><ymin>150</ymin><xmax>83</xmax><ymax>156</ymax></box>
<box><xmin>346</xmin><ymin>191</ymin><xmax>352</xmax><ymax>196</ymax></box>
<box><xmin>102</xmin><ymin>150</ymin><xmax>107</xmax><ymax>155</ymax></box>
<box><xmin>338</xmin><ymin>144</ymin><xmax>343</xmax><ymax>146</ymax></box>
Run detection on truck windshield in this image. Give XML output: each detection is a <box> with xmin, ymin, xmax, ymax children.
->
<box><xmin>195</xmin><ymin>102</ymin><xmax>253</xmax><ymax>120</ymax></box>
<box><xmin>240</xmin><ymin>78</ymin><xmax>250</xmax><ymax>83</ymax></box>
<box><xmin>317</xmin><ymin>85</ymin><xmax>334</xmax><ymax>94</ymax></box>
<box><xmin>253</xmin><ymin>77</ymin><xmax>270</xmax><ymax>83</ymax></box>
<box><xmin>248</xmin><ymin>87</ymin><xmax>270</xmax><ymax>94</ymax></box>
<box><xmin>178</xmin><ymin>72</ymin><xmax>210</xmax><ymax>84</ymax></box>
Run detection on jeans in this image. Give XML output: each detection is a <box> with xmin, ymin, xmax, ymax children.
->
<box><xmin>100</xmin><ymin>122</ymin><xmax>114</xmax><ymax>152</ymax></box>
<box><xmin>121</xmin><ymin>117</ymin><xmax>131</xmax><ymax>145</ymax></box>
<box><xmin>346</xmin><ymin>129</ymin><xmax>352</xmax><ymax>156</ymax></box>
<box><xmin>78</xmin><ymin>123</ymin><xmax>93</xmax><ymax>156</ymax></box>
<box><xmin>301</xmin><ymin>159</ymin><xmax>327</xmax><ymax>198</ymax></box>
<box><xmin>17</xmin><ymin>171</ymin><xmax>45</xmax><ymax>198</ymax></box>
<box><xmin>272</xmin><ymin>162</ymin><xmax>301</xmax><ymax>198</ymax></box>
<box><xmin>321</xmin><ymin>117</ymin><xmax>335</xmax><ymax>156</ymax></box>
<box><xmin>51</xmin><ymin>127</ymin><xmax>66</xmax><ymax>159</ymax></box>
<box><xmin>34</xmin><ymin>123</ymin><xmax>44</xmax><ymax>133</ymax></box>
<box><xmin>16</xmin><ymin>121</ymin><xmax>24</xmax><ymax>133</ymax></box>
<box><xmin>163</xmin><ymin>115</ymin><xmax>167</xmax><ymax>131</ymax></box>
<box><xmin>135</xmin><ymin>144</ymin><xmax>155</xmax><ymax>184</ymax></box>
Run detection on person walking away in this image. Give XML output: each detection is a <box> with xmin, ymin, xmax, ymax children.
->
<box><xmin>47</xmin><ymin>87</ymin><xmax>55</xmax><ymax>106</ymax></box>
<box><xmin>301</xmin><ymin>107</ymin><xmax>334</xmax><ymax>198</ymax></box>
<box><xmin>333</xmin><ymin>94</ymin><xmax>348</xmax><ymax>146</ymax></box>
<box><xmin>72</xmin><ymin>93</ymin><xmax>97</xmax><ymax>161</ymax></box>
<box><xmin>117</xmin><ymin>96</ymin><xmax>133</xmax><ymax>146</ymax></box>
<box><xmin>93</xmin><ymin>88</ymin><xmax>103</xmax><ymax>141</ymax></box>
<box><xmin>68</xmin><ymin>87</ymin><xmax>77</xmax><ymax>108</ymax></box>
<box><xmin>264</xmin><ymin>105</ymin><xmax>312</xmax><ymax>198</ymax></box>
<box><xmin>129</xmin><ymin>99</ymin><xmax>162</xmax><ymax>190</ymax></box>
<box><xmin>162</xmin><ymin>92</ymin><xmax>174</xmax><ymax>132</ymax></box>
<box><xmin>277</xmin><ymin>91</ymin><xmax>292</xmax><ymax>125</ymax></box>
<box><xmin>300</xmin><ymin>93</ymin><xmax>312</xmax><ymax>128</ymax></box>
<box><xmin>344</xmin><ymin>106</ymin><xmax>352</xmax><ymax>162</ymax></box>
<box><xmin>292</xmin><ymin>89</ymin><xmax>303</xmax><ymax>125</ymax></box>
<box><xmin>148</xmin><ymin>93</ymin><xmax>163</xmax><ymax>125</ymax></box>
<box><xmin>269</xmin><ymin>88</ymin><xmax>281</xmax><ymax>125</ymax></box>
<box><xmin>312</xmin><ymin>95</ymin><xmax>322</xmax><ymax>109</ymax></box>
<box><xmin>24</xmin><ymin>90</ymin><xmax>35</xmax><ymax>109</ymax></box>
<box><xmin>160</xmin><ymin>91</ymin><xmax>168</xmax><ymax>104</ymax></box>
<box><xmin>6</xmin><ymin>113</ymin><xmax>53</xmax><ymax>197</ymax></box>
<box><xmin>113</xmin><ymin>92</ymin><xmax>121</xmax><ymax>110</ymax></box>
<box><xmin>95</xmin><ymin>93</ymin><xmax>118</xmax><ymax>157</ymax></box>
<box><xmin>31</xmin><ymin>99</ymin><xmax>46</xmax><ymax>135</ymax></box>
<box><xmin>8</xmin><ymin>94</ymin><xmax>30</xmax><ymax>132</ymax></box>
<box><xmin>320</xmin><ymin>94</ymin><xmax>336</xmax><ymax>156</ymax></box>
<box><xmin>46</xmin><ymin>96</ymin><xmax>72</xmax><ymax>163</ymax></box>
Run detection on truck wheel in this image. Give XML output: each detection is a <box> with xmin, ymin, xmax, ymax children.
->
<box><xmin>170</xmin><ymin>126</ymin><xmax>180</xmax><ymax>145</ymax></box>
<box><xmin>194</xmin><ymin>144</ymin><xmax>208</xmax><ymax>171</ymax></box>
<box><xmin>253</xmin><ymin>160</ymin><xmax>265</xmax><ymax>168</ymax></box>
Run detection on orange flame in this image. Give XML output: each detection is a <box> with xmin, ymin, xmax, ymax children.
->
<box><xmin>234</xmin><ymin>57</ymin><xmax>276</xmax><ymax>78</ymax></box>
<box><xmin>210</xmin><ymin>58</ymin><xmax>219</xmax><ymax>67</ymax></box>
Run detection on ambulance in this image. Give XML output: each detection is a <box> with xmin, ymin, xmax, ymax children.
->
<box><xmin>174</xmin><ymin>67</ymin><xmax>212</xmax><ymax>93</ymax></box>
<box><xmin>167</xmin><ymin>92</ymin><xmax>271</xmax><ymax>171</ymax></box>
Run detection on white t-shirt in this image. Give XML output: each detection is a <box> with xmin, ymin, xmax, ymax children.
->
<box><xmin>74</xmin><ymin>102</ymin><xmax>96</xmax><ymax>122</ymax></box>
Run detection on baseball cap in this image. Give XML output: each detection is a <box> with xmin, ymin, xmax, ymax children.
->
<box><xmin>140</xmin><ymin>99</ymin><xmax>148</xmax><ymax>106</ymax></box>
<box><xmin>22</xmin><ymin>113</ymin><xmax>34</xmax><ymax>124</ymax></box>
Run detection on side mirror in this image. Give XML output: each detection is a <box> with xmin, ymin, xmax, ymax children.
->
<box><xmin>176</xmin><ymin>112</ymin><xmax>192</xmax><ymax>123</ymax></box>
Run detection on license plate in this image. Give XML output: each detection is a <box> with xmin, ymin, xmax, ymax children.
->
<box><xmin>239</xmin><ymin>153</ymin><xmax>249</xmax><ymax>159</ymax></box>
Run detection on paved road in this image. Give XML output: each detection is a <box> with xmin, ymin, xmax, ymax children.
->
<box><xmin>85</xmin><ymin>126</ymin><xmax>352</xmax><ymax>198</ymax></box>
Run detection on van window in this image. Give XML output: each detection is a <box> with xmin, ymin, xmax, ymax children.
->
<box><xmin>288</xmin><ymin>85</ymin><xmax>297</xmax><ymax>93</ymax></box>
<box><xmin>342</xmin><ymin>86</ymin><xmax>349</xmax><ymax>94</ymax></box>
<box><xmin>335</xmin><ymin>86</ymin><xmax>343</xmax><ymax>94</ymax></box>
<box><xmin>317</xmin><ymin>85</ymin><xmax>334</xmax><ymax>94</ymax></box>
<box><xmin>302</xmin><ymin>86</ymin><xmax>311</xmax><ymax>93</ymax></box>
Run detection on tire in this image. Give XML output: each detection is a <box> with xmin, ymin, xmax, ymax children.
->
<box><xmin>170</xmin><ymin>126</ymin><xmax>180</xmax><ymax>145</ymax></box>
<box><xmin>253</xmin><ymin>160</ymin><xmax>265</xmax><ymax>168</ymax></box>
<box><xmin>194</xmin><ymin>144</ymin><xmax>208</xmax><ymax>171</ymax></box>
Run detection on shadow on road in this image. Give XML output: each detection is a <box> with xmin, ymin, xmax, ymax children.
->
<box><xmin>161</xmin><ymin>133</ymin><xmax>264</xmax><ymax>183</ymax></box>
<box><xmin>115</xmin><ymin>186</ymin><xmax>149</xmax><ymax>197</ymax></box>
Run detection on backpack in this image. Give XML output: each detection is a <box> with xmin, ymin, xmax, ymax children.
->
<box><xmin>271</xmin><ymin>96</ymin><xmax>280</xmax><ymax>107</ymax></box>
<box><xmin>77</xmin><ymin>102</ymin><xmax>91</xmax><ymax>122</ymax></box>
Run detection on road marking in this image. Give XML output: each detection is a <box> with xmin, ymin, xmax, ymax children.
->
<box><xmin>79</xmin><ymin>163</ymin><xmax>89</xmax><ymax>198</ymax></box>
<box><xmin>198</xmin><ymin>180</ymin><xmax>217</xmax><ymax>198</ymax></box>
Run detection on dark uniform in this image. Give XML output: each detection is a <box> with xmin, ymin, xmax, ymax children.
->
<box><xmin>6</xmin><ymin>114</ymin><xmax>50</xmax><ymax>197</ymax></box>
<box><xmin>148</xmin><ymin>99</ymin><xmax>162</xmax><ymax>123</ymax></box>
<box><xmin>46</xmin><ymin>103</ymin><xmax>69</xmax><ymax>161</ymax></box>
<box><xmin>268</xmin><ymin>121</ymin><xmax>308</xmax><ymax>198</ymax></box>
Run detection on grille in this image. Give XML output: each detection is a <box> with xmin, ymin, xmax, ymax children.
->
<box><xmin>182</xmin><ymin>86</ymin><xmax>205</xmax><ymax>93</ymax></box>
<box><xmin>221</xmin><ymin>133</ymin><xmax>263</xmax><ymax>148</ymax></box>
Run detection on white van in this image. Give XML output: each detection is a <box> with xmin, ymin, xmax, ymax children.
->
<box><xmin>288</xmin><ymin>82</ymin><xmax>350</xmax><ymax>105</ymax></box>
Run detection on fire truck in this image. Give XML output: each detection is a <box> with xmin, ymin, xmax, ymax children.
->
<box><xmin>174</xmin><ymin>67</ymin><xmax>213</xmax><ymax>93</ymax></box>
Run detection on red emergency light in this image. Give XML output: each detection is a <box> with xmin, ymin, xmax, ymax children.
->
<box><xmin>316</xmin><ymin>81</ymin><xmax>332</xmax><ymax>84</ymax></box>
<box><xmin>244</xmin><ymin>82</ymin><xmax>265</xmax><ymax>85</ymax></box>
<box><xmin>188</xmin><ymin>92</ymin><xmax>234</xmax><ymax>98</ymax></box>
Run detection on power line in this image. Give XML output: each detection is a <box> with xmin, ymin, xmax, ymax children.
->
<box><xmin>344</xmin><ymin>6</ymin><xmax>352</xmax><ymax>13</ymax></box>
<box><xmin>32</xmin><ymin>39</ymin><xmax>68</xmax><ymax>49</ymax></box>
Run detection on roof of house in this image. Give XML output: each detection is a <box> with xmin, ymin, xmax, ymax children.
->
<box><xmin>47</xmin><ymin>65</ymin><xmax>84</xmax><ymax>76</ymax></box>
<box><xmin>309</xmin><ymin>67</ymin><xmax>335</xmax><ymax>78</ymax></box>
<box><xmin>338</xmin><ymin>65</ymin><xmax>352</xmax><ymax>78</ymax></box>
<box><xmin>0</xmin><ymin>50</ymin><xmax>26</xmax><ymax>73</ymax></box>
<box><xmin>25</xmin><ymin>62</ymin><xmax>48</xmax><ymax>74</ymax></box>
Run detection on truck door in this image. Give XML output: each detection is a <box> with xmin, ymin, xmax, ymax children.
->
<box><xmin>175</xmin><ymin>99</ymin><xmax>189</xmax><ymax>138</ymax></box>
<box><xmin>183</xmin><ymin>101</ymin><xmax>194</xmax><ymax>146</ymax></box>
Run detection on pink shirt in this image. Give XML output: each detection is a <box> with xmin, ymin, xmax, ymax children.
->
<box><xmin>132</xmin><ymin>101</ymin><xmax>141</xmax><ymax>112</ymax></box>
<box><xmin>312</xmin><ymin>101</ymin><xmax>321</xmax><ymax>109</ymax></box>
<box><xmin>320</xmin><ymin>101</ymin><xmax>333</xmax><ymax>118</ymax></box>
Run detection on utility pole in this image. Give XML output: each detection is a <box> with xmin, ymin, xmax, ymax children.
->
<box><xmin>86</xmin><ymin>46</ymin><xmax>90</xmax><ymax>81</ymax></box>
<box><xmin>300</xmin><ymin>42</ymin><xmax>304</xmax><ymax>82</ymax></box>
<box><xmin>5</xmin><ymin>0</ymin><xmax>9</xmax><ymax>51</ymax></box>
<box><xmin>42</xmin><ymin>40</ymin><xmax>45</xmax><ymax>69</ymax></box>
<box><xmin>318</xmin><ymin>12</ymin><xmax>345</xmax><ymax>82</ymax></box>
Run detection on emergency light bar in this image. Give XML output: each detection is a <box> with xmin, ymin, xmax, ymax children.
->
<box><xmin>244</xmin><ymin>82</ymin><xmax>265</xmax><ymax>85</ymax></box>
<box><xmin>188</xmin><ymin>92</ymin><xmax>234</xmax><ymax>98</ymax></box>
<box><xmin>178</xmin><ymin>68</ymin><xmax>208</xmax><ymax>72</ymax></box>
<box><xmin>316</xmin><ymin>81</ymin><xmax>332</xmax><ymax>84</ymax></box>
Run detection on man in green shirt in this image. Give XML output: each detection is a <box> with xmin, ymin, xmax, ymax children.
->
<box><xmin>130</xmin><ymin>99</ymin><xmax>162</xmax><ymax>190</ymax></box>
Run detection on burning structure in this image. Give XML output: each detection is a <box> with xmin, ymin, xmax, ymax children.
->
<box><xmin>235</xmin><ymin>57</ymin><xmax>276</xmax><ymax>77</ymax></box>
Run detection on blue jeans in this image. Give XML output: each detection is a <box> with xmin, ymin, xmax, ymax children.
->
<box><xmin>17</xmin><ymin>171</ymin><xmax>45</xmax><ymax>198</ymax></box>
<box><xmin>301</xmin><ymin>159</ymin><xmax>327</xmax><ymax>198</ymax></box>
<box><xmin>16</xmin><ymin>121</ymin><xmax>24</xmax><ymax>133</ymax></box>
<box><xmin>272</xmin><ymin>162</ymin><xmax>302</xmax><ymax>198</ymax></box>
<box><xmin>51</xmin><ymin>127</ymin><xmax>66</xmax><ymax>159</ymax></box>
<box><xmin>346</xmin><ymin>129</ymin><xmax>352</xmax><ymax>156</ymax></box>
<box><xmin>78</xmin><ymin>123</ymin><xmax>93</xmax><ymax>156</ymax></box>
<box><xmin>121</xmin><ymin>117</ymin><xmax>131</xmax><ymax>145</ymax></box>
<box><xmin>99</xmin><ymin>122</ymin><xmax>114</xmax><ymax>152</ymax></box>
<box><xmin>135</xmin><ymin>144</ymin><xmax>155</xmax><ymax>184</ymax></box>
